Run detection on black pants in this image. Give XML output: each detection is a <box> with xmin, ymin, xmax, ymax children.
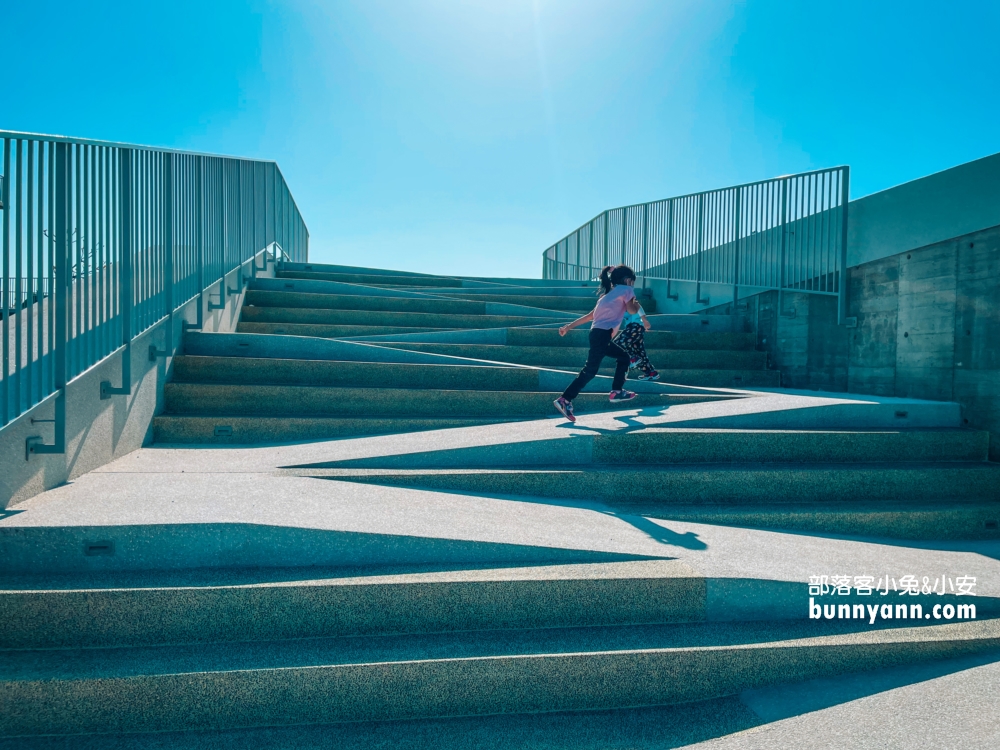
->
<box><xmin>561</xmin><ymin>327</ymin><xmax>630</xmax><ymax>400</ymax></box>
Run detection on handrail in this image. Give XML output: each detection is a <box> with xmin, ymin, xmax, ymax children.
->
<box><xmin>0</xmin><ymin>130</ymin><xmax>310</xmax><ymax>455</ymax></box>
<box><xmin>542</xmin><ymin>166</ymin><xmax>850</xmax><ymax>322</ymax></box>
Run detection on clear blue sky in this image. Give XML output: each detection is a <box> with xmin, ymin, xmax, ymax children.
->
<box><xmin>3</xmin><ymin>1</ymin><xmax>998</xmax><ymax>277</ymax></box>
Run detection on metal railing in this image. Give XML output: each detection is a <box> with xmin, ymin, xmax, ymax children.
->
<box><xmin>0</xmin><ymin>130</ymin><xmax>309</xmax><ymax>454</ymax></box>
<box><xmin>542</xmin><ymin>166</ymin><xmax>850</xmax><ymax>321</ymax></box>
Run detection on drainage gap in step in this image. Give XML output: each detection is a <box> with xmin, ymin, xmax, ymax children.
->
<box><xmin>985</xmin><ymin>520</ymin><xmax>999</xmax><ymax>530</ymax></box>
<box><xmin>894</xmin><ymin>411</ymin><xmax>908</xmax><ymax>419</ymax></box>
<box><xmin>214</xmin><ymin>426</ymin><xmax>233</xmax><ymax>437</ymax></box>
<box><xmin>84</xmin><ymin>541</ymin><xmax>115</xmax><ymax>557</ymax></box>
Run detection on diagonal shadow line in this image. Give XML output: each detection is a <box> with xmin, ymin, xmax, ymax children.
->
<box><xmin>695</xmin><ymin>522</ymin><xmax>1000</xmax><ymax>560</ymax></box>
<box><xmin>305</xmin><ymin>477</ymin><xmax>707</xmax><ymax>551</ymax></box>
<box><xmin>741</xmin><ymin>647</ymin><xmax>1000</xmax><ymax>724</ymax></box>
<box><xmin>301</xmin><ymin>475</ymin><xmax>1000</xmax><ymax>555</ymax></box>
<box><xmin>0</xmin><ymin>522</ymin><xmax>675</xmax><ymax>576</ymax></box>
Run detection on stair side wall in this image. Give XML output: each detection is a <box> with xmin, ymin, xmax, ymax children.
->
<box><xmin>0</xmin><ymin>259</ymin><xmax>266</xmax><ymax>510</ymax></box>
<box><xmin>744</xmin><ymin>223</ymin><xmax>1000</xmax><ymax>460</ymax></box>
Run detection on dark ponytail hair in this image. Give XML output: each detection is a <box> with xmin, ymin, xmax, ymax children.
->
<box><xmin>598</xmin><ymin>264</ymin><xmax>636</xmax><ymax>297</ymax></box>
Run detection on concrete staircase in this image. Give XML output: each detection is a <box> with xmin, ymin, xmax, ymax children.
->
<box><xmin>3</xmin><ymin>561</ymin><xmax>999</xmax><ymax>743</ymax></box>
<box><xmin>154</xmin><ymin>265</ymin><xmax>775</xmax><ymax>444</ymax></box>
<box><xmin>3</xmin><ymin>262</ymin><xmax>999</xmax><ymax>747</ymax></box>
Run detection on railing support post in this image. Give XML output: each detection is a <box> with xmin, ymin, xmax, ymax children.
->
<box><xmin>778</xmin><ymin>177</ymin><xmax>795</xmax><ymax>318</ymax></box>
<box><xmin>27</xmin><ymin>142</ymin><xmax>68</xmax><ymax>456</ymax></box>
<box><xmin>101</xmin><ymin>148</ymin><xmax>133</xmax><ymax>398</ymax></box>
<box><xmin>732</xmin><ymin>186</ymin><xmax>741</xmax><ymax>310</ymax></box>
<box><xmin>665</xmin><ymin>198</ymin><xmax>677</xmax><ymax>300</ymax></box>
<box><xmin>838</xmin><ymin>166</ymin><xmax>854</xmax><ymax>326</ymax></box>
<box><xmin>620</xmin><ymin>207</ymin><xmax>626</xmax><ymax>266</ymax></box>
<box><xmin>602</xmin><ymin>210</ymin><xmax>608</xmax><ymax>269</ymax></box>
<box><xmin>158</xmin><ymin>152</ymin><xmax>173</xmax><ymax>357</ymax></box>
<box><xmin>641</xmin><ymin>203</ymin><xmax>648</xmax><ymax>289</ymax></box>
<box><xmin>695</xmin><ymin>193</ymin><xmax>709</xmax><ymax>305</ymax></box>
<box><xmin>184</xmin><ymin>156</ymin><xmax>205</xmax><ymax>331</ymax></box>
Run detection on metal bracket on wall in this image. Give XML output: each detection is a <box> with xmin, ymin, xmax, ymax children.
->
<box><xmin>25</xmin><ymin>436</ymin><xmax>46</xmax><ymax>461</ymax></box>
<box><xmin>149</xmin><ymin>344</ymin><xmax>168</xmax><ymax>362</ymax></box>
<box><xmin>227</xmin><ymin>275</ymin><xmax>249</xmax><ymax>296</ymax></box>
<box><xmin>100</xmin><ymin>380</ymin><xmax>131</xmax><ymax>399</ymax></box>
<box><xmin>25</xmin><ymin>396</ymin><xmax>66</xmax><ymax>459</ymax></box>
<box><xmin>100</xmin><ymin>345</ymin><xmax>133</xmax><ymax>399</ymax></box>
<box><xmin>207</xmin><ymin>281</ymin><xmax>227</xmax><ymax>311</ymax></box>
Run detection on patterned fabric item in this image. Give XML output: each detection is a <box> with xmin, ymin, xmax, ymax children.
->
<box><xmin>613</xmin><ymin>322</ymin><xmax>655</xmax><ymax>375</ymax></box>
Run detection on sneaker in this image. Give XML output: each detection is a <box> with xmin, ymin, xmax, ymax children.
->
<box><xmin>553</xmin><ymin>397</ymin><xmax>576</xmax><ymax>422</ymax></box>
<box><xmin>608</xmin><ymin>389</ymin><xmax>637</xmax><ymax>402</ymax></box>
<box><xmin>636</xmin><ymin>370</ymin><xmax>660</xmax><ymax>382</ymax></box>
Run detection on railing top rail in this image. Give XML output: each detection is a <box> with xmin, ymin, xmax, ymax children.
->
<box><xmin>0</xmin><ymin>128</ymin><xmax>279</xmax><ymax>164</ymax></box>
<box><xmin>551</xmin><ymin>166</ymin><xmax>849</xmax><ymax>248</ymax></box>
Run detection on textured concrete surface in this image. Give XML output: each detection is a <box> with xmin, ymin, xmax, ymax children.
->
<box><xmin>163</xmin><ymin>383</ymin><xmax>725</xmax><ymax>418</ymax></box>
<box><xmin>172</xmin><ymin>356</ymin><xmax>543</xmax><ymax>390</ymax></box>
<box><xmin>236</xmin><ymin>321</ymin><xmax>457</xmax><ymax>337</ymax></box>
<box><xmin>152</xmin><ymin>415</ymin><xmax>514</xmax><ymax>444</ymax></box>
<box><xmin>0</xmin><ymin>560</ymin><xmax>705</xmax><ymax>648</ymax></box>
<box><xmin>245</xmin><ymin>289</ymin><xmax>574</xmax><ymax>318</ymax></box>
<box><xmin>6</xmin><ymin>435</ymin><xmax>1000</xmax><ymax>580</ymax></box>
<box><xmin>312</xmin><ymin>464</ymin><xmax>1000</xmax><ymax>504</ymax></box>
<box><xmin>425</xmin><ymin>292</ymin><xmax>603</xmax><ymax>311</ymax></box>
<box><xmin>371</xmin><ymin>342</ymin><xmax>768</xmax><ymax>369</ymax></box>
<box><xmin>309</xmin><ymin>428</ymin><xmax>988</xmax><ymax>468</ymax></box>
<box><xmin>277</xmin><ymin>269</ymin><xmax>468</xmax><ymax>287</ymax></box>
<box><xmin>173</xmin><ymin>355</ymin><xmax>780</xmax><ymax>390</ymax></box>
<box><xmin>246</xmin><ymin>289</ymin><xmax>494</xmax><ymax>314</ymax></box>
<box><xmin>0</xmin><ymin>254</ymin><xmax>268</xmax><ymax>510</ymax></box>
<box><xmin>3</xmin><ymin>619</ymin><xmax>999</xmax><ymax>736</ymax></box>
<box><xmin>240</xmin><ymin>306</ymin><xmax>570</xmax><ymax>328</ymax></box>
<box><xmin>507</xmin><ymin>327</ymin><xmax>755</xmax><ymax>350</ymax></box>
<box><xmin>7</xmin><ymin>262</ymin><xmax>996</xmax><ymax>744</ymax></box>
<box><xmin>4</xmin><ymin>653</ymin><xmax>998</xmax><ymax>748</ymax></box>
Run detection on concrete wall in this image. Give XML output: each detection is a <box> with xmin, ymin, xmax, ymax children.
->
<box><xmin>749</xmin><ymin>223</ymin><xmax>1000</xmax><ymax>459</ymax></box>
<box><xmin>0</xmin><ymin>255</ymin><xmax>273</xmax><ymax>509</ymax></box>
<box><xmin>848</xmin><ymin>151</ymin><xmax>1000</xmax><ymax>268</ymax></box>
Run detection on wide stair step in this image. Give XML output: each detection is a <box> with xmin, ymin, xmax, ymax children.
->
<box><xmin>291</xmin><ymin>423</ymin><xmax>996</xmax><ymax>540</ymax></box>
<box><xmin>162</xmin><ymin>383</ymin><xmax>730</xmax><ymax>419</ymax></box>
<box><xmin>3</xmin><ymin>561</ymin><xmax>997</xmax><ymax>738</ymax></box>
<box><xmin>240</xmin><ymin>307</ymin><xmax>570</xmax><ymax>329</ymax></box>
<box><xmin>6</xmin><ymin>619</ymin><xmax>998</xmax><ymax>738</ymax></box>
<box><xmin>371</xmin><ymin>342</ymin><xmax>768</xmax><ymax>370</ymax></box>
<box><xmin>243</xmin><ymin>289</ymin><xmax>586</xmax><ymax>316</ymax></box>
<box><xmin>298</xmin><ymin>463</ymin><xmax>1000</xmax><ymax>503</ymax></box>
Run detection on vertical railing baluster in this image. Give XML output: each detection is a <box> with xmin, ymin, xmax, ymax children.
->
<box><xmin>641</xmin><ymin>202</ymin><xmax>648</xmax><ymax>289</ymax></box>
<box><xmin>2</xmin><ymin>138</ymin><xmax>9</xmax><ymax>426</ymax></box>
<box><xmin>838</xmin><ymin>166</ymin><xmax>851</xmax><ymax>324</ymax></box>
<box><xmin>15</xmin><ymin>139</ymin><xmax>23</xmax><ymax>415</ymax></box>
